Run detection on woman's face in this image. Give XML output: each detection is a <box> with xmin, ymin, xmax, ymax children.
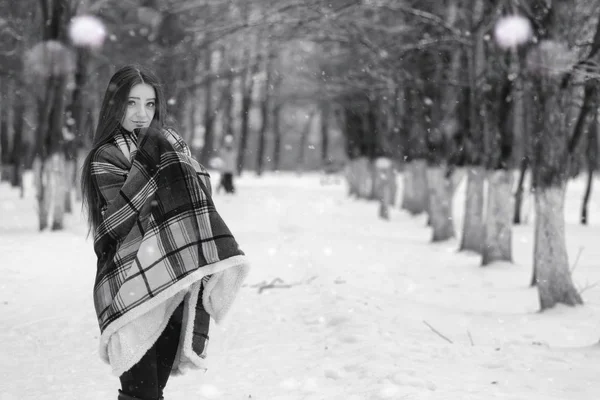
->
<box><xmin>121</xmin><ymin>83</ymin><xmax>156</xmax><ymax>132</ymax></box>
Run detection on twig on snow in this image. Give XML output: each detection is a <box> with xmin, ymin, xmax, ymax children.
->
<box><xmin>467</xmin><ymin>330</ymin><xmax>474</xmax><ymax>346</ymax></box>
<box><xmin>251</xmin><ymin>276</ymin><xmax>318</xmax><ymax>294</ymax></box>
<box><xmin>423</xmin><ymin>320</ymin><xmax>453</xmax><ymax>344</ymax></box>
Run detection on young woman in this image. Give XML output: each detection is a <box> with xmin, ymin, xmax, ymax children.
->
<box><xmin>81</xmin><ymin>65</ymin><xmax>249</xmax><ymax>400</ymax></box>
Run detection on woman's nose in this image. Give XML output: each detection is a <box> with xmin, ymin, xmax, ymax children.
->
<box><xmin>134</xmin><ymin>104</ymin><xmax>150</xmax><ymax>120</ymax></box>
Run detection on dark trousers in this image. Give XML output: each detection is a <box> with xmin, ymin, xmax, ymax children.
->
<box><xmin>119</xmin><ymin>302</ymin><xmax>184</xmax><ymax>400</ymax></box>
<box><xmin>218</xmin><ymin>172</ymin><xmax>235</xmax><ymax>193</ymax></box>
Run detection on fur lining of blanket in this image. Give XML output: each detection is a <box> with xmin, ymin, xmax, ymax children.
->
<box><xmin>100</xmin><ymin>255</ymin><xmax>249</xmax><ymax>376</ymax></box>
<box><xmin>170</xmin><ymin>280</ymin><xmax>203</xmax><ymax>376</ymax></box>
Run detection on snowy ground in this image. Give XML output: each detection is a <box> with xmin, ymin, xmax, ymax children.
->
<box><xmin>1</xmin><ymin>170</ymin><xmax>600</xmax><ymax>400</ymax></box>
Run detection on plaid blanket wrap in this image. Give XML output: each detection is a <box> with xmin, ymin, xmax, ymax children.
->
<box><xmin>91</xmin><ymin>126</ymin><xmax>249</xmax><ymax>376</ymax></box>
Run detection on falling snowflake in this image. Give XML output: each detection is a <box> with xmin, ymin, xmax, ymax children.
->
<box><xmin>526</xmin><ymin>40</ymin><xmax>577</xmax><ymax>76</ymax></box>
<box><xmin>198</xmin><ymin>384</ymin><xmax>222</xmax><ymax>398</ymax></box>
<box><xmin>68</xmin><ymin>15</ymin><xmax>107</xmax><ymax>49</ymax></box>
<box><xmin>25</xmin><ymin>41</ymin><xmax>75</xmax><ymax>78</ymax></box>
<box><xmin>494</xmin><ymin>15</ymin><xmax>532</xmax><ymax>49</ymax></box>
<box><xmin>379</xmin><ymin>383</ymin><xmax>402</xmax><ymax>398</ymax></box>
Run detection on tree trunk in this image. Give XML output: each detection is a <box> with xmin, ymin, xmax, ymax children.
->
<box><xmin>535</xmin><ymin>185</ymin><xmax>583</xmax><ymax>309</ymax></box>
<box><xmin>0</xmin><ymin>76</ymin><xmax>9</xmax><ymax>181</ymax></box>
<box><xmin>482</xmin><ymin>169</ymin><xmax>513</xmax><ymax>265</ymax></box>
<box><xmin>375</xmin><ymin>157</ymin><xmax>395</xmax><ymax>220</ymax></box>
<box><xmin>220</xmin><ymin>75</ymin><xmax>234</xmax><ymax>140</ymax></box>
<box><xmin>256</xmin><ymin>48</ymin><xmax>273</xmax><ymax>176</ymax></box>
<box><xmin>401</xmin><ymin>159</ymin><xmax>428</xmax><ymax>215</ymax></box>
<box><xmin>255</xmin><ymin>93</ymin><xmax>269</xmax><ymax>176</ymax></box>
<box><xmin>513</xmin><ymin>158</ymin><xmax>529</xmax><ymax>224</ymax></box>
<box><xmin>346</xmin><ymin>157</ymin><xmax>372</xmax><ymax>198</ymax></box>
<box><xmin>357</xmin><ymin>157</ymin><xmax>373</xmax><ymax>199</ymax></box>
<box><xmin>522</xmin><ymin>0</ymin><xmax>585</xmax><ymax>305</ymax></box>
<box><xmin>346</xmin><ymin>158</ymin><xmax>359</xmax><ymax>197</ymax></box>
<box><xmin>460</xmin><ymin>166</ymin><xmax>485</xmax><ymax>253</ymax></box>
<box><xmin>51</xmin><ymin>153</ymin><xmax>66</xmax><ymax>230</ymax></box>
<box><xmin>530</xmin><ymin>214</ymin><xmax>539</xmax><ymax>287</ymax></box>
<box><xmin>295</xmin><ymin>109</ymin><xmax>316</xmax><ymax>174</ymax></box>
<box><xmin>34</xmin><ymin>153</ymin><xmax>67</xmax><ymax>231</ymax></box>
<box><xmin>426</xmin><ymin>166</ymin><xmax>455</xmax><ymax>242</ymax></box>
<box><xmin>581</xmin><ymin>119</ymin><xmax>597</xmax><ymax>225</ymax></box>
<box><xmin>0</xmin><ymin>76</ymin><xmax>3</xmax><ymax>173</ymax></box>
<box><xmin>34</xmin><ymin>70</ymin><xmax>68</xmax><ymax>230</ymax></box>
<box><xmin>581</xmin><ymin>166</ymin><xmax>594</xmax><ymax>226</ymax></box>
<box><xmin>400</xmin><ymin>162</ymin><xmax>413</xmax><ymax>208</ymax></box>
<box><xmin>184</xmin><ymin>56</ymin><xmax>200</xmax><ymax>147</ymax></box>
<box><xmin>34</xmin><ymin>157</ymin><xmax>50</xmax><ymax>231</ymax></box>
<box><xmin>3</xmin><ymin>79</ymin><xmax>15</xmax><ymax>184</ymax></box>
<box><xmin>10</xmin><ymin>89</ymin><xmax>25</xmax><ymax>191</ymax></box>
<box><xmin>272</xmin><ymin>103</ymin><xmax>282</xmax><ymax>171</ymax></box>
<box><xmin>236</xmin><ymin>14</ymin><xmax>261</xmax><ymax>176</ymax></box>
<box><xmin>237</xmin><ymin>91</ymin><xmax>252</xmax><ymax>175</ymax></box>
<box><xmin>321</xmin><ymin>101</ymin><xmax>330</xmax><ymax>165</ymax></box>
<box><xmin>201</xmin><ymin>44</ymin><xmax>216</xmax><ymax>166</ymax></box>
<box><xmin>64</xmin><ymin>157</ymin><xmax>75</xmax><ymax>214</ymax></box>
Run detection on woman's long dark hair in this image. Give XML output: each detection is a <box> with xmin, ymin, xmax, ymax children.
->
<box><xmin>80</xmin><ymin>64</ymin><xmax>167</xmax><ymax>235</ymax></box>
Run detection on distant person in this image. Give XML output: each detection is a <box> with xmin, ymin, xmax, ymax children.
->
<box><xmin>217</xmin><ymin>134</ymin><xmax>237</xmax><ymax>194</ymax></box>
<box><xmin>80</xmin><ymin>64</ymin><xmax>249</xmax><ymax>400</ymax></box>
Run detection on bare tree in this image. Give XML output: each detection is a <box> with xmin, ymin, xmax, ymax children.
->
<box><xmin>525</xmin><ymin>0</ymin><xmax>600</xmax><ymax>309</ymax></box>
<box><xmin>459</xmin><ymin>0</ymin><xmax>486</xmax><ymax>253</ymax></box>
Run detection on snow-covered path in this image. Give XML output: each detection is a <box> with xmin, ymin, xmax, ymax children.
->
<box><xmin>2</xmin><ymin>173</ymin><xmax>600</xmax><ymax>400</ymax></box>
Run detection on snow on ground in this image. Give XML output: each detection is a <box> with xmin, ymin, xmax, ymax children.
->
<box><xmin>1</xmin><ymin>170</ymin><xmax>600</xmax><ymax>400</ymax></box>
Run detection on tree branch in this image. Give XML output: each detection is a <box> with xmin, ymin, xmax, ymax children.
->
<box><xmin>568</xmin><ymin>83</ymin><xmax>597</xmax><ymax>155</ymax></box>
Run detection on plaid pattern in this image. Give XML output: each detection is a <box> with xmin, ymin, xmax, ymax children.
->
<box><xmin>91</xmin><ymin>126</ymin><xmax>245</xmax><ymax>349</ymax></box>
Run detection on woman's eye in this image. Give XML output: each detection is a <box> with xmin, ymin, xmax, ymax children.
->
<box><xmin>147</xmin><ymin>102</ymin><xmax>155</xmax><ymax>108</ymax></box>
<box><xmin>127</xmin><ymin>100</ymin><xmax>135</xmax><ymax>106</ymax></box>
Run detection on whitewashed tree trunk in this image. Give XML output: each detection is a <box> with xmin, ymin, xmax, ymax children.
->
<box><xmin>34</xmin><ymin>153</ymin><xmax>67</xmax><ymax>231</ymax></box>
<box><xmin>460</xmin><ymin>166</ymin><xmax>485</xmax><ymax>253</ymax></box>
<box><xmin>346</xmin><ymin>158</ymin><xmax>371</xmax><ymax>198</ymax></box>
<box><xmin>534</xmin><ymin>185</ymin><xmax>582</xmax><ymax>309</ymax></box>
<box><xmin>51</xmin><ymin>153</ymin><xmax>67</xmax><ymax>230</ymax></box>
<box><xmin>482</xmin><ymin>169</ymin><xmax>513</xmax><ymax>265</ymax></box>
<box><xmin>64</xmin><ymin>158</ymin><xmax>76</xmax><ymax>214</ymax></box>
<box><xmin>400</xmin><ymin>162</ymin><xmax>413</xmax><ymax>208</ymax></box>
<box><xmin>426</xmin><ymin>166</ymin><xmax>455</xmax><ymax>242</ymax></box>
<box><xmin>34</xmin><ymin>157</ymin><xmax>51</xmax><ymax>231</ymax></box>
<box><xmin>359</xmin><ymin>157</ymin><xmax>373</xmax><ymax>199</ymax></box>
<box><xmin>347</xmin><ymin>156</ymin><xmax>373</xmax><ymax>199</ymax></box>
<box><xmin>450</xmin><ymin>167</ymin><xmax>465</xmax><ymax>194</ymax></box>
<box><xmin>374</xmin><ymin>157</ymin><xmax>395</xmax><ymax>220</ymax></box>
<box><xmin>346</xmin><ymin>159</ymin><xmax>358</xmax><ymax>197</ymax></box>
<box><xmin>401</xmin><ymin>159</ymin><xmax>428</xmax><ymax>215</ymax></box>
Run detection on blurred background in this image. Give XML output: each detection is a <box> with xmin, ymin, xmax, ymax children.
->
<box><xmin>2</xmin><ymin>0</ymin><xmax>600</xmax><ymax>325</ymax></box>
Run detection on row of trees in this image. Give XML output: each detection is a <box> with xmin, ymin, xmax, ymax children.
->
<box><xmin>0</xmin><ymin>0</ymin><xmax>348</xmax><ymax>229</ymax></box>
<box><xmin>321</xmin><ymin>0</ymin><xmax>600</xmax><ymax>311</ymax></box>
<box><xmin>1</xmin><ymin>0</ymin><xmax>600</xmax><ymax>312</ymax></box>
